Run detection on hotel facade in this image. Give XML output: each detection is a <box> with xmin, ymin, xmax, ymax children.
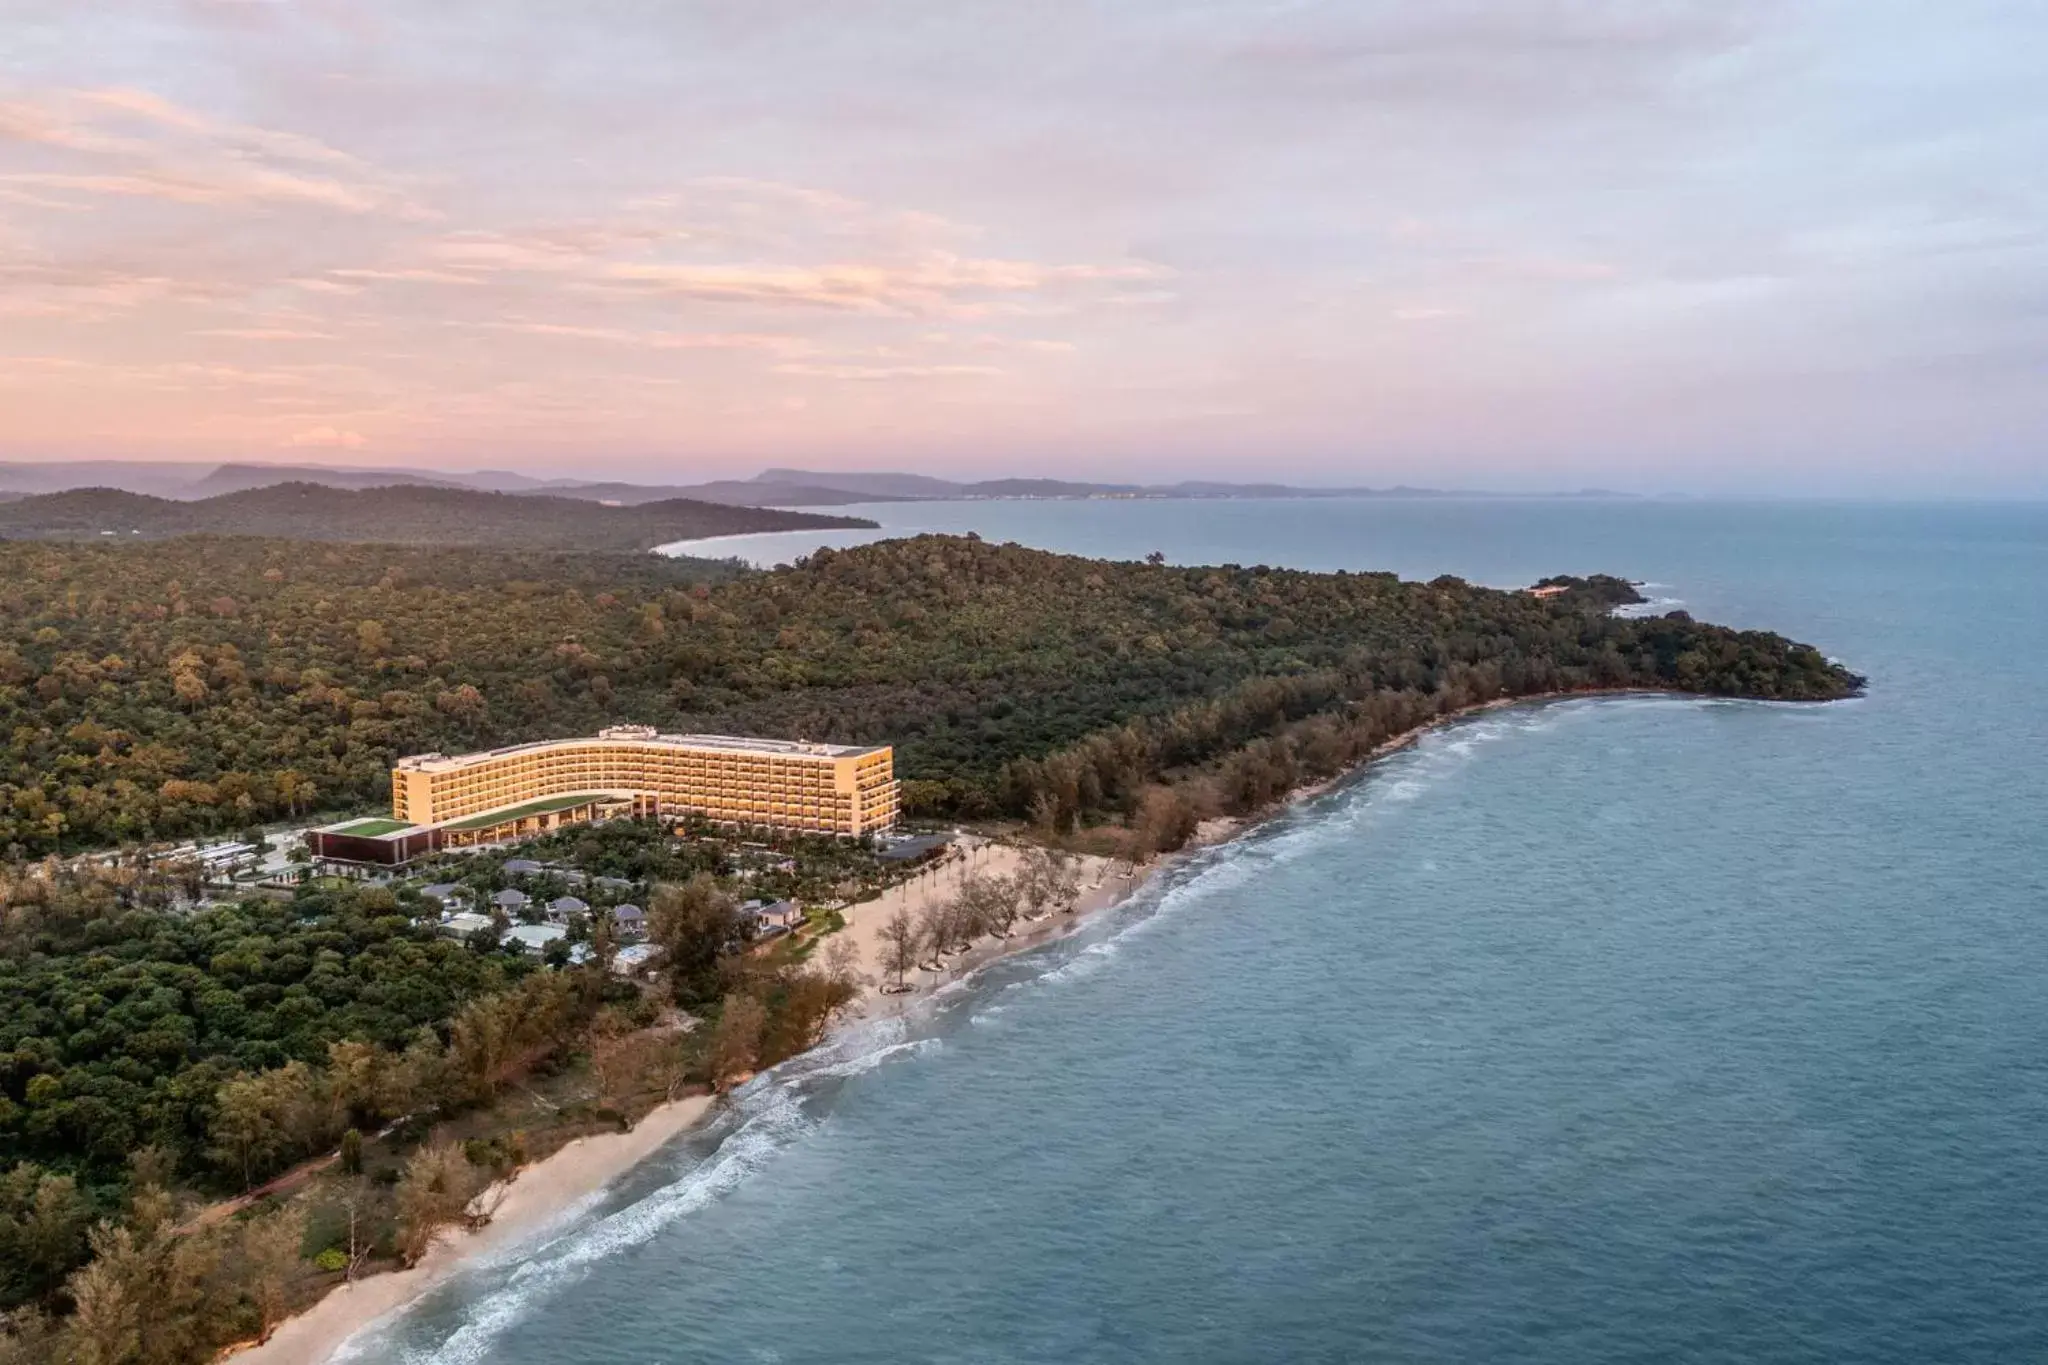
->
<box><xmin>307</xmin><ymin>726</ymin><xmax>899</xmax><ymax>865</ymax></box>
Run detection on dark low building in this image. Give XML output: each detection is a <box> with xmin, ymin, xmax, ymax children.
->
<box><xmin>305</xmin><ymin>818</ymin><xmax>438</xmax><ymax>867</ymax></box>
<box><xmin>875</xmin><ymin>832</ymin><xmax>953</xmax><ymax>863</ymax></box>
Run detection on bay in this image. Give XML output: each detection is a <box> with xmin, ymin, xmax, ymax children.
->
<box><xmin>362</xmin><ymin>498</ymin><xmax>2048</xmax><ymax>1364</ymax></box>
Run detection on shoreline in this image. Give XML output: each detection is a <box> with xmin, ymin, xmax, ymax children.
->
<box><xmin>230</xmin><ymin>686</ymin><xmax>1682</xmax><ymax>1363</ymax></box>
<box><xmin>226</xmin><ymin>1092</ymin><xmax>715</xmax><ymax>1364</ymax></box>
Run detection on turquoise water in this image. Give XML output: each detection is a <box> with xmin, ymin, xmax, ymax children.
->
<box><xmin>365</xmin><ymin>500</ymin><xmax>2048</xmax><ymax>1364</ymax></box>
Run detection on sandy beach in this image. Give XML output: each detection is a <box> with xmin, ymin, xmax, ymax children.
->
<box><xmin>230</xmin><ymin>692</ymin><xmax>1616</xmax><ymax>1363</ymax></box>
<box><xmin>231</xmin><ymin>841</ymin><xmax>1156</xmax><ymax>1364</ymax></box>
<box><xmin>837</xmin><ymin>838</ymin><xmax>1124</xmax><ymax>1003</ymax></box>
<box><xmin>227</xmin><ymin>1091</ymin><xmax>714</xmax><ymax>1365</ymax></box>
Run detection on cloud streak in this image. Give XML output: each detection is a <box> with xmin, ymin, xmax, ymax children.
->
<box><xmin>0</xmin><ymin>1</ymin><xmax>2041</xmax><ymax>493</ymax></box>
<box><xmin>0</xmin><ymin>88</ymin><xmax>416</xmax><ymax>214</ymax></box>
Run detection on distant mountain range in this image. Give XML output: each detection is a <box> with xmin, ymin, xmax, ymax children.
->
<box><xmin>0</xmin><ymin>483</ymin><xmax>874</xmax><ymax>552</ymax></box>
<box><xmin>0</xmin><ymin>459</ymin><xmax>1635</xmax><ymax>508</ymax></box>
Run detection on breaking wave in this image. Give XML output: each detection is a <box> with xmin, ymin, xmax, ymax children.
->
<box><xmin>356</xmin><ymin>695</ymin><xmax>1611</xmax><ymax>1361</ymax></box>
<box><xmin>346</xmin><ymin>1022</ymin><xmax>939</xmax><ymax>1365</ymax></box>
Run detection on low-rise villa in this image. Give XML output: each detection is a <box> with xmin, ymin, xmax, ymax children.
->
<box><xmin>506</xmin><ymin>923</ymin><xmax>566</xmax><ymax>955</ymax></box>
<box><xmin>744</xmin><ymin>897</ymin><xmax>803</xmax><ymax>936</ymax></box>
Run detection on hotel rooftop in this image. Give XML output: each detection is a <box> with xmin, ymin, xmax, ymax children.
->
<box><xmin>395</xmin><ymin>727</ymin><xmax>888</xmax><ymax>773</ymax></box>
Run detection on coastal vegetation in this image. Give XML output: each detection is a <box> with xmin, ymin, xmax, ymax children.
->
<box><xmin>0</xmin><ymin>538</ymin><xmax>730</xmax><ymax>853</ymax></box>
<box><xmin>0</xmin><ymin>534</ymin><xmax>1857</xmax><ymax>857</ymax></box>
<box><xmin>0</xmin><ymin>528</ymin><xmax>1860</xmax><ymax>1358</ymax></box>
<box><xmin>0</xmin><ymin>483</ymin><xmax>873</xmax><ymax>552</ymax></box>
<box><xmin>0</xmin><ymin>841</ymin><xmax>862</xmax><ymax>1359</ymax></box>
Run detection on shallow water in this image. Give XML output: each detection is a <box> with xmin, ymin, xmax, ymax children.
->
<box><xmin>364</xmin><ymin>499</ymin><xmax>2048</xmax><ymax>1363</ymax></box>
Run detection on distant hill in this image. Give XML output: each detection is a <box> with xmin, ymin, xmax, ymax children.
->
<box><xmin>184</xmin><ymin>462</ymin><xmax>469</xmax><ymax>497</ymax></box>
<box><xmin>752</xmin><ymin>469</ymin><xmax>1642</xmax><ymax>501</ymax></box>
<box><xmin>754</xmin><ymin>468</ymin><xmax>965</xmax><ymax>499</ymax></box>
<box><xmin>0</xmin><ymin>458</ymin><xmax>1642</xmax><ymax>507</ymax></box>
<box><xmin>0</xmin><ymin>460</ymin><xmax>220</xmax><ymax>497</ymax></box>
<box><xmin>0</xmin><ymin>483</ymin><xmax>875</xmax><ymax>551</ymax></box>
<box><xmin>754</xmin><ymin>467</ymin><xmax>1371</xmax><ymax>500</ymax></box>
<box><xmin>515</xmin><ymin>479</ymin><xmax>906</xmax><ymax>508</ymax></box>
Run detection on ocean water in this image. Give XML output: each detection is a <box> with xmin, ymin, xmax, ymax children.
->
<box><xmin>361</xmin><ymin>499</ymin><xmax>2048</xmax><ymax>1364</ymax></box>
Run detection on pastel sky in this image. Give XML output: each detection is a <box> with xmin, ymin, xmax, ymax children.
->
<box><xmin>3</xmin><ymin>1</ymin><xmax>2044</xmax><ymax>493</ymax></box>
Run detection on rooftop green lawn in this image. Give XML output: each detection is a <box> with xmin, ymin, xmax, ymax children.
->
<box><xmin>440</xmin><ymin>791</ymin><xmax>622</xmax><ymax>831</ymax></box>
<box><xmin>328</xmin><ymin>817</ymin><xmax>414</xmax><ymax>837</ymax></box>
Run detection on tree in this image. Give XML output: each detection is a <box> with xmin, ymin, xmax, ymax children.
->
<box><xmin>587</xmin><ymin>906</ymin><xmax>620</xmax><ymax>979</ymax></box>
<box><xmin>821</xmin><ymin>933</ymin><xmax>865</xmax><ymax>992</ymax></box>
<box><xmin>914</xmin><ymin>899</ymin><xmax>956</xmax><ymax>968</ymax></box>
<box><xmin>705</xmin><ymin>994</ymin><xmax>766</xmax><ymax>1093</ymax></box>
<box><xmin>339</xmin><ymin>1127</ymin><xmax>363</xmax><ymax>1177</ymax></box>
<box><xmin>447</xmin><ymin>994</ymin><xmax>516</xmax><ymax>1104</ymax></box>
<box><xmin>1134</xmin><ymin>785</ymin><xmax>1201</xmax><ymax>856</ymax></box>
<box><xmin>959</xmin><ymin>872</ymin><xmax>1019</xmax><ymax>939</ymax></box>
<box><xmin>208</xmin><ymin>1074</ymin><xmax>286</xmax><ymax>1191</ymax></box>
<box><xmin>327</xmin><ymin>1040</ymin><xmax>385</xmax><ymax>1128</ymax></box>
<box><xmin>878</xmin><ymin>908</ymin><xmax>921</xmax><ymax>993</ymax></box>
<box><xmin>757</xmin><ymin>969</ymin><xmax>856</xmax><ymax>1066</ymax></box>
<box><xmin>0</xmin><ymin>1169</ymin><xmax>88</xmax><ymax>1307</ymax></box>
<box><xmin>338</xmin><ymin>1178</ymin><xmax>373</xmax><ymax>1283</ymax></box>
<box><xmin>648</xmin><ymin>874</ymin><xmax>751</xmax><ymax>1006</ymax></box>
<box><xmin>1021</xmin><ymin>849</ymin><xmax>1083</xmax><ymax>916</ymax></box>
<box><xmin>584</xmin><ymin>1006</ymin><xmax>636</xmax><ymax>1106</ymax></box>
<box><xmin>382</xmin><ymin>1026</ymin><xmax>450</xmax><ymax>1118</ymax></box>
<box><xmin>0</xmin><ymin>1308</ymin><xmax>55</xmax><ymax>1365</ymax></box>
<box><xmin>239</xmin><ymin>1207</ymin><xmax>304</xmax><ymax>1342</ymax></box>
<box><xmin>60</xmin><ymin>1239</ymin><xmax>140</xmax><ymax>1365</ymax></box>
<box><xmin>393</xmin><ymin>1142</ymin><xmax>476</xmax><ymax>1267</ymax></box>
<box><xmin>208</xmin><ymin>1061</ymin><xmax>329</xmax><ymax>1188</ymax></box>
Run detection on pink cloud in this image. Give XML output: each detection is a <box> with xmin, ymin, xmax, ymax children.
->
<box><xmin>197</xmin><ymin>327</ymin><xmax>335</xmax><ymax>340</ymax></box>
<box><xmin>285</xmin><ymin>424</ymin><xmax>367</xmax><ymax>448</ymax></box>
<box><xmin>0</xmin><ymin>88</ymin><xmax>415</xmax><ymax>215</ymax></box>
<box><xmin>772</xmin><ymin>362</ymin><xmax>1002</xmax><ymax>380</ymax></box>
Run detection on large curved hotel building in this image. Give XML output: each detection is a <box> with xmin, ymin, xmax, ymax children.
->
<box><xmin>308</xmin><ymin>726</ymin><xmax>899</xmax><ymax>865</ymax></box>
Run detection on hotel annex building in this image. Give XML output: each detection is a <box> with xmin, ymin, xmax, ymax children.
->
<box><xmin>307</xmin><ymin>726</ymin><xmax>899</xmax><ymax>865</ymax></box>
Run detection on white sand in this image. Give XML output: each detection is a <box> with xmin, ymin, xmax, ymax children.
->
<box><xmin>230</xmin><ymin>692</ymin><xmax>1637</xmax><ymax>1363</ymax></box>
<box><xmin>227</xmin><ymin>842</ymin><xmax>1120</xmax><ymax>1364</ymax></box>
<box><xmin>226</xmin><ymin>833</ymin><xmax>1223</xmax><ymax>1362</ymax></box>
<box><xmin>226</xmin><ymin>1091</ymin><xmax>715</xmax><ymax>1365</ymax></box>
<box><xmin>837</xmin><ymin>837</ymin><xmax>1131</xmax><ymax>1004</ymax></box>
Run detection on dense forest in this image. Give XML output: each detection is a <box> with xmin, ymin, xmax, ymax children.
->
<box><xmin>0</xmin><ymin>534</ymin><xmax>1858</xmax><ymax>855</ymax></box>
<box><xmin>0</xmin><ymin>530</ymin><xmax>1861</xmax><ymax>1358</ymax></box>
<box><xmin>0</xmin><ymin>539</ymin><xmax>731</xmax><ymax>852</ymax></box>
<box><xmin>0</xmin><ymin>483</ymin><xmax>871</xmax><ymax>551</ymax></box>
<box><xmin>0</xmin><ymin>855</ymin><xmax>852</xmax><ymax>1357</ymax></box>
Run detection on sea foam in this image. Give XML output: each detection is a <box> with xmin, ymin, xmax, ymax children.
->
<box><xmin>356</xmin><ymin>1021</ymin><xmax>940</xmax><ymax>1365</ymax></box>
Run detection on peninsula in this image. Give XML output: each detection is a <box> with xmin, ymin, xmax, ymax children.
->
<box><xmin>0</xmin><ymin>483</ymin><xmax>875</xmax><ymax>551</ymax></box>
<box><xmin>0</xmin><ymin>530</ymin><xmax>1859</xmax><ymax>1361</ymax></box>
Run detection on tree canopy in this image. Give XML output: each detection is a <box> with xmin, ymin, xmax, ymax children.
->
<box><xmin>0</xmin><ymin>534</ymin><xmax>1859</xmax><ymax>854</ymax></box>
